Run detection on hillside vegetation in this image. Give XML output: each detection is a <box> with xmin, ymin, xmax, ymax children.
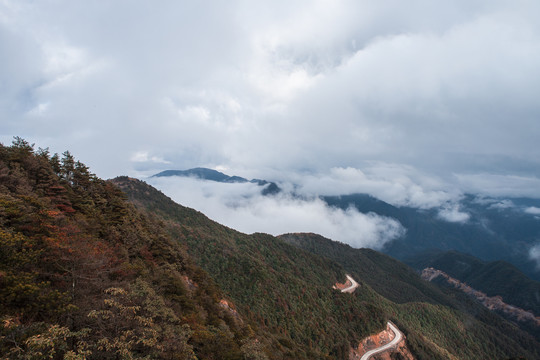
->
<box><xmin>115</xmin><ymin>177</ymin><xmax>540</xmax><ymax>359</ymax></box>
<box><xmin>406</xmin><ymin>250</ymin><xmax>540</xmax><ymax>316</ymax></box>
<box><xmin>113</xmin><ymin>176</ymin><xmax>387</xmax><ymax>359</ymax></box>
<box><xmin>279</xmin><ymin>232</ymin><xmax>540</xmax><ymax>359</ymax></box>
<box><xmin>0</xmin><ymin>139</ymin><xmax>266</xmax><ymax>359</ymax></box>
<box><xmin>2</xmin><ymin>138</ymin><xmax>540</xmax><ymax>359</ymax></box>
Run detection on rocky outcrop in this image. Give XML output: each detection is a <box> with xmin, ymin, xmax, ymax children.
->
<box><xmin>219</xmin><ymin>298</ymin><xmax>243</xmax><ymax>324</ymax></box>
<box><xmin>350</xmin><ymin>322</ymin><xmax>415</xmax><ymax>360</ymax></box>
<box><xmin>183</xmin><ymin>275</ymin><xmax>243</xmax><ymax>324</ymax></box>
<box><xmin>182</xmin><ymin>275</ymin><xmax>198</xmax><ymax>290</ymax></box>
<box><xmin>422</xmin><ymin>267</ymin><xmax>540</xmax><ymax>326</ymax></box>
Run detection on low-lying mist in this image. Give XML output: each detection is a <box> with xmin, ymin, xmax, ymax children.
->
<box><xmin>146</xmin><ymin>164</ymin><xmax>540</xmax><ymax>249</ymax></box>
<box><xmin>148</xmin><ymin>176</ymin><xmax>405</xmax><ymax>249</ymax></box>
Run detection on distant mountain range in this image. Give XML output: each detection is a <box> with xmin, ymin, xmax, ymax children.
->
<box><xmin>154</xmin><ymin>168</ymin><xmax>540</xmax><ymax>281</ymax></box>
<box><xmin>152</xmin><ymin>167</ymin><xmax>281</xmax><ymax>195</ymax></box>
<box><xmin>151</xmin><ymin>167</ymin><xmax>540</xmax><ymax>329</ymax></box>
<box><xmin>323</xmin><ymin>193</ymin><xmax>540</xmax><ymax>281</ymax></box>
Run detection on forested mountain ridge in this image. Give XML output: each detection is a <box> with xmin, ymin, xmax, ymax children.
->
<box><xmin>0</xmin><ymin>140</ymin><xmax>391</xmax><ymax>358</ymax></box>
<box><xmin>279</xmin><ymin>232</ymin><xmax>540</xmax><ymax>358</ymax></box>
<box><xmin>151</xmin><ymin>172</ymin><xmax>540</xmax><ymax>281</ymax></box>
<box><xmin>0</xmin><ymin>139</ymin><xmax>267</xmax><ymax>359</ymax></box>
<box><xmin>112</xmin><ymin>176</ymin><xmax>388</xmax><ymax>358</ymax></box>
<box><xmin>406</xmin><ymin>250</ymin><xmax>540</xmax><ymax>317</ymax></box>
<box><xmin>2</xmin><ymin>138</ymin><xmax>540</xmax><ymax>359</ymax></box>
<box><xmin>116</xmin><ymin>177</ymin><xmax>540</xmax><ymax>359</ymax></box>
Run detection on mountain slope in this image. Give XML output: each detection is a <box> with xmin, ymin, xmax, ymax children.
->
<box><xmin>116</xmin><ymin>177</ymin><xmax>540</xmax><ymax>359</ymax></box>
<box><xmin>0</xmin><ymin>140</ymin><xmax>266</xmax><ymax>359</ymax></box>
<box><xmin>278</xmin><ymin>233</ymin><xmax>459</xmax><ymax>306</ymax></box>
<box><xmin>406</xmin><ymin>250</ymin><xmax>540</xmax><ymax>316</ymax></box>
<box><xmin>279</xmin><ymin>232</ymin><xmax>540</xmax><ymax>358</ymax></box>
<box><xmin>114</xmin><ymin>176</ymin><xmax>388</xmax><ymax>359</ymax></box>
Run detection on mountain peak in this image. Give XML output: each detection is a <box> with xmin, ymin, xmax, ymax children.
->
<box><xmin>152</xmin><ymin>167</ymin><xmax>248</xmax><ymax>183</ymax></box>
<box><xmin>152</xmin><ymin>167</ymin><xmax>281</xmax><ymax>194</ymax></box>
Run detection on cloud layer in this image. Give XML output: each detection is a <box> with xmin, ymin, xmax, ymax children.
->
<box><xmin>437</xmin><ymin>204</ymin><xmax>470</xmax><ymax>223</ymax></box>
<box><xmin>289</xmin><ymin>165</ymin><xmax>460</xmax><ymax>209</ymax></box>
<box><xmin>525</xmin><ymin>207</ymin><xmax>540</xmax><ymax>216</ymax></box>
<box><xmin>148</xmin><ymin>176</ymin><xmax>405</xmax><ymax>249</ymax></box>
<box><xmin>529</xmin><ymin>243</ymin><xmax>540</xmax><ymax>270</ymax></box>
<box><xmin>1</xmin><ymin>1</ymin><xmax>540</xmax><ymax>199</ymax></box>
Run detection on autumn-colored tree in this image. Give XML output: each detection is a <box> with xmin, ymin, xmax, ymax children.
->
<box><xmin>1</xmin><ymin>138</ymin><xmax>266</xmax><ymax>359</ymax></box>
<box><xmin>0</xmin><ymin>229</ymin><xmax>69</xmax><ymax>321</ymax></box>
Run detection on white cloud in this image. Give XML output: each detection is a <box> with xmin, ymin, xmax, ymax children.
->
<box><xmin>130</xmin><ymin>151</ymin><xmax>170</xmax><ymax>164</ymax></box>
<box><xmin>291</xmin><ymin>165</ymin><xmax>460</xmax><ymax>209</ymax></box>
<box><xmin>525</xmin><ymin>207</ymin><xmax>540</xmax><ymax>216</ymax></box>
<box><xmin>488</xmin><ymin>200</ymin><xmax>515</xmax><ymax>210</ymax></box>
<box><xmin>148</xmin><ymin>176</ymin><xmax>405</xmax><ymax>249</ymax></box>
<box><xmin>177</xmin><ymin>106</ymin><xmax>211</xmax><ymax>124</ymax></box>
<box><xmin>455</xmin><ymin>173</ymin><xmax>540</xmax><ymax>198</ymax></box>
<box><xmin>437</xmin><ymin>204</ymin><xmax>470</xmax><ymax>223</ymax></box>
<box><xmin>27</xmin><ymin>102</ymin><xmax>49</xmax><ymax>116</ymax></box>
<box><xmin>529</xmin><ymin>243</ymin><xmax>540</xmax><ymax>269</ymax></box>
<box><xmin>1</xmin><ymin>0</ymin><xmax>540</xmax><ymax>195</ymax></box>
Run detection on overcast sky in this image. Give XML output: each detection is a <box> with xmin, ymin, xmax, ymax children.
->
<box><xmin>2</xmin><ymin>0</ymin><xmax>540</xmax><ymax>199</ymax></box>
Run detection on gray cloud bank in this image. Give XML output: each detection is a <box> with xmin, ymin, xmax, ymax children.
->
<box><xmin>149</xmin><ymin>176</ymin><xmax>405</xmax><ymax>249</ymax></box>
<box><xmin>2</xmin><ymin>0</ymin><xmax>540</xmax><ymax>200</ymax></box>
<box><xmin>145</xmin><ymin>164</ymin><xmax>460</xmax><ymax>248</ymax></box>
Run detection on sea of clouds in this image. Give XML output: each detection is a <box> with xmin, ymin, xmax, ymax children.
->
<box><xmin>148</xmin><ymin>174</ymin><xmax>410</xmax><ymax>249</ymax></box>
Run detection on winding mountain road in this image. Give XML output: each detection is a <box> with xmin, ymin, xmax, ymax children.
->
<box><xmin>336</xmin><ymin>276</ymin><xmax>404</xmax><ymax>359</ymax></box>
<box><xmin>359</xmin><ymin>321</ymin><xmax>403</xmax><ymax>360</ymax></box>
<box><xmin>340</xmin><ymin>274</ymin><xmax>359</xmax><ymax>293</ymax></box>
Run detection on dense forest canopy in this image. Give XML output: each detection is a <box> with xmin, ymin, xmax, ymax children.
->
<box><xmin>0</xmin><ymin>138</ymin><xmax>267</xmax><ymax>359</ymax></box>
